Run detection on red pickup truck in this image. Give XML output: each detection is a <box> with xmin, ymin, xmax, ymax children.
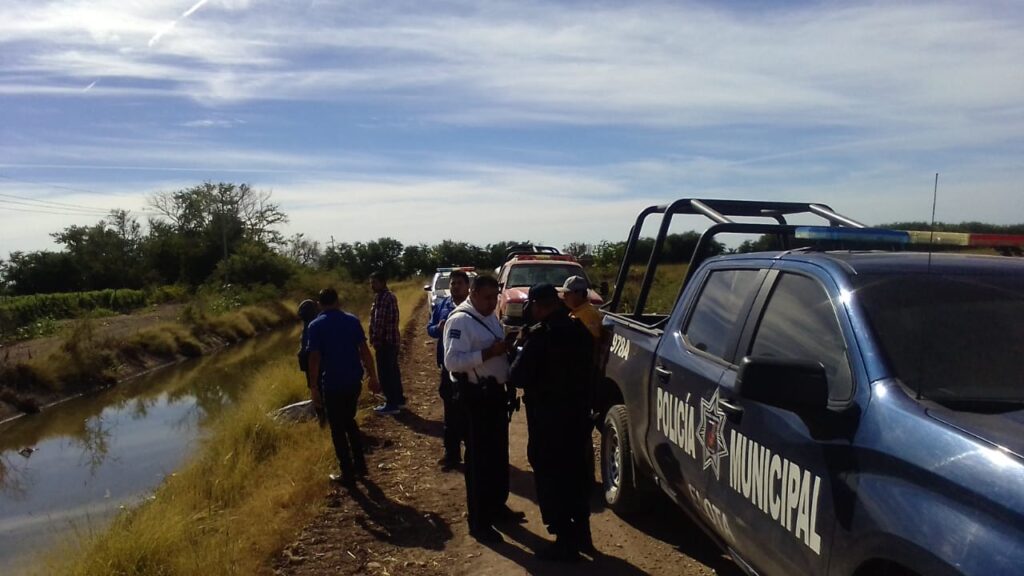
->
<box><xmin>495</xmin><ymin>249</ymin><xmax>603</xmax><ymax>333</ymax></box>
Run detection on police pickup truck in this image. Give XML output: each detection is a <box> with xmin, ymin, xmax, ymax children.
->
<box><xmin>596</xmin><ymin>199</ymin><xmax>1024</xmax><ymax>576</ymax></box>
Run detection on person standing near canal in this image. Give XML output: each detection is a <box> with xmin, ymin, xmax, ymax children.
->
<box><xmin>306</xmin><ymin>288</ymin><xmax>381</xmax><ymax>484</ymax></box>
<box><xmin>297</xmin><ymin>299</ymin><xmax>325</xmax><ymax>425</ymax></box>
<box><xmin>369</xmin><ymin>271</ymin><xmax>406</xmax><ymax>415</ymax></box>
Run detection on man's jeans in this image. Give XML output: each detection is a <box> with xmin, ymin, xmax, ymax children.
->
<box><xmin>375</xmin><ymin>342</ymin><xmax>405</xmax><ymax>406</ymax></box>
<box><xmin>323</xmin><ymin>387</ymin><xmax>365</xmax><ymax>474</ymax></box>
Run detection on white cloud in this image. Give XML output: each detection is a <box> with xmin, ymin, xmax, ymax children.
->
<box><xmin>3</xmin><ymin>1</ymin><xmax>1022</xmax><ymax>136</ymax></box>
<box><xmin>1</xmin><ymin>1</ymin><xmax>1023</xmax><ymax>255</ymax></box>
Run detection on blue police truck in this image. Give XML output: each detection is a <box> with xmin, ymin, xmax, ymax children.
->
<box><xmin>596</xmin><ymin>199</ymin><xmax>1024</xmax><ymax>576</ymax></box>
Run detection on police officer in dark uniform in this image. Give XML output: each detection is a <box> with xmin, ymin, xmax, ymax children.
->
<box><xmin>510</xmin><ymin>283</ymin><xmax>596</xmax><ymax>561</ymax></box>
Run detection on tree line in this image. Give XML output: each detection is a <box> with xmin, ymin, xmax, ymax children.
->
<box><xmin>5</xmin><ymin>181</ymin><xmax>1017</xmax><ymax>297</ymax></box>
<box><xmin>0</xmin><ymin>181</ymin><xmax>658</xmax><ymax>296</ymax></box>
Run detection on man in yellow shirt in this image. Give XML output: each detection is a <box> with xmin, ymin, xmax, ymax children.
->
<box><xmin>558</xmin><ymin>276</ymin><xmax>601</xmax><ymax>341</ymax></box>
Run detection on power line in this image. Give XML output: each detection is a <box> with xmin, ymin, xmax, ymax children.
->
<box><xmin>0</xmin><ymin>173</ymin><xmax>111</xmax><ymax>199</ymax></box>
<box><xmin>0</xmin><ymin>174</ymin><xmax>155</xmax><ymax>214</ymax></box>
<box><xmin>0</xmin><ymin>196</ymin><xmax>110</xmax><ymax>215</ymax></box>
<box><xmin>0</xmin><ymin>204</ymin><xmax>112</xmax><ymax>217</ymax></box>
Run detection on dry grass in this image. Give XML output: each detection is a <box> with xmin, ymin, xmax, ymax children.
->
<box><xmin>51</xmin><ymin>281</ymin><xmax>426</xmax><ymax>576</ymax></box>
<box><xmin>1</xmin><ymin>302</ymin><xmax>296</xmax><ymax>413</ymax></box>
<box><xmin>391</xmin><ymin>278</ymin><xmax>427</xmax><ymax>332</ymax></box>
<box><xmin>51</xmin><ymin>356</ymin><xmax>335</xmax><ymax>576</ymax></box>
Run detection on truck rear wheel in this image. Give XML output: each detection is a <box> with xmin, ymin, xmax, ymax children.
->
<box><xmin>602</xmin><ymin>404</ymin><xmax>644</xmax><ymax>514</ymax></box>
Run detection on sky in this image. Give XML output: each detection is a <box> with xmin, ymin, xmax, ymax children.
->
<box><xmin>1</xmin><ymin>0</ymin><xmax>1023</xmax><ymax>255</ymax></box>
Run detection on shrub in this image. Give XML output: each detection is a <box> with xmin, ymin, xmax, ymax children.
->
<box><xmin>212</xmin><ymin>243</ymin><xmax>295</xmax><ymax>289</ymax></box>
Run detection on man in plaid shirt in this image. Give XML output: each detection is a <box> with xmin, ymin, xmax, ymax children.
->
<box><xmin>370</xmin><ymin>271</ymin><xmax>405</xmax><ymax>414</ymax></box>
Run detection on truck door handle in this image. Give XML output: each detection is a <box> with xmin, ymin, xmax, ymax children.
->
<box><xmin>654</xmin><ymin>365</ymin><xmax>672</xmax><ymax>382</ymax></box>
<box><xmin>718</xmin><ymin>396</ymin><xmax>744</xmax><ymax>416</ymax></box>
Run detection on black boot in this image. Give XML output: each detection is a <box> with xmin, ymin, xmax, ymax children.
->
<box><xmin>536</xmin><ymin>536</ymin><xmax>580</xmax><ymax>562</ymax></box>
<box><xmin>575</xmin><ymin>520</ymin><xmax>596</xmax><ymax>555</ymax></box>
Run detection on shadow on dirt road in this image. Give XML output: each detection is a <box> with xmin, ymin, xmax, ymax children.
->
<box><xmin>507</xmin><ymin>463</ymin><xmax>743</xmax><ymax>576</ymax></box>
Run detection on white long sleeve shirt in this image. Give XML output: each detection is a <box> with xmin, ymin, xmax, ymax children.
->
<box><xmin>443</xmin><ymin>300</ymin><xmax>509</xmax><ymax>384</ymax></box>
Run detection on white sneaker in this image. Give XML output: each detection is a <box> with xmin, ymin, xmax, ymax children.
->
<box><xmin>374</xmin><ymin>404</ymin><xmax>400</xmax><ymax>416</ymax></box>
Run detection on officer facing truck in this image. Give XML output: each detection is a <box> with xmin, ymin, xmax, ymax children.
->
<box><xmin>443</xmin><ymin>275</ymin><xmax>526</xmax><ymax>543</ymax></box>
<box><xmin>511</xmin><ymin>283</ymin><xmax>596</xmax><ymax>561</ymax></box>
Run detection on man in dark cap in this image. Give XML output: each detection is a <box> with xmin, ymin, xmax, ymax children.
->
<box><xmin>510</xmin><ymin>283</ymin><xmax>596</xmax><ymax>561</ymax></box>
<box><xmin>297</xmin><ymin>299</ymin><xmax>325</xmax><ymax>425</ymax></box>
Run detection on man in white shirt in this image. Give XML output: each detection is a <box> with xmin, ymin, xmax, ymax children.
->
<box><xmin>444</xmin><ymin>275</ymin><xmax>526</xmax><ymax>543</ymax></box>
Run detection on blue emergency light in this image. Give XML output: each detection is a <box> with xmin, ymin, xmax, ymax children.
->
<box><xmin>794</xmin><ymin>227</ymin><xmax>910</xmax><ymax>244</ymax></box>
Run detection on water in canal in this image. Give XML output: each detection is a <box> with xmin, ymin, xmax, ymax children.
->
<box><xmin>0</xmin><ymin>328</ymin><xmax>298</xmax><ymax>575</ymax></box>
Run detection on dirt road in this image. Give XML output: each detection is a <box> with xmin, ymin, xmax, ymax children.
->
<box><xmin>274</xmin><ymin>303</ymin><xmax>741</xmax><ymax>576</ymax></box>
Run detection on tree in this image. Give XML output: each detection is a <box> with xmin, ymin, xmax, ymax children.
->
<box><xmin>282</xmin><ymin>234</ymin><xmax>322</xmax><ymax>267</ymax></box>
<box><xmin>2</xmin><ymin>251</ymin><xmax>83</xmax><ymax>295</ymax></box>
<box><xmin>402</xmin><ymin>243</ymin><xmax>435</xmax><ymax>276</ymax></box>
<box><xmin>51</xmin><ymin>210</ymin><xmax>145</xmax><ymax>290</ymax></box>
<box><xmin>564</xmin><ymin>242</ymin><xmax>590</xmax><ymax>259</ymax></box>
<box><xmin>148</xmin><ymin>182</ymin><xmax>288</xmax><ymax>284</ymax></box>
<box><xmin>360</xmin><ymin>237</ymin><xmax>405</xmax><ymax>280</ymax></box>
<box><xmin>432</xmin><ymin>240</ymin><xmax>484</xmax><ymax>272</ymax></box>
<box><xmin>212</xmin><ymin>243</ymin><xmax>295</xmax><ymax>288</ymax></box>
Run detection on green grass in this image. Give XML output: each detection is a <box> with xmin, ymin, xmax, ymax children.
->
<box><xmin>588</xmin><ymin>263</ymin><xmax>688</xmax><ymax>316</ymax></box>
<box><xmin>0</xmin><ymin>289</ymin><xmax>150</xmax><ymax>341</ymax></box>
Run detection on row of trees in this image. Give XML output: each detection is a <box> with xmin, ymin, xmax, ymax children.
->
<box><xmin>6</xmin><ymin>181</ymin><xmax>1020</xmax><ymax>296</ymax></box>
<box><xmin>1</xmin><ymin>183</ymin><xmax>292</xmax><ymax>295</ymax></box>
<box><xmin>1</xmin><ymin>181</ymin><xmax>631</xmax><ymax>295</ymax></box>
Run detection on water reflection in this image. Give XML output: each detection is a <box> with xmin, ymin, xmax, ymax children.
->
<box><xmin>0</xmin><ymin>327</ymin><xmax>298</xmax><ymax>575</ymax></box>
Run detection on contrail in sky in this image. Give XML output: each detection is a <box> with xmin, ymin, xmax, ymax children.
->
<box><xmin>82</xmin><ymin>80</ymin><xmax>97</xmax><ymax>92</ymax></box>
<box><xmin>148</xmin><ymin>0</ymin><xmax>211</xmax><ymax>48</ymax></box>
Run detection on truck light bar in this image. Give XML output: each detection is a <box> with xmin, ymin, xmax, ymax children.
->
<box><xmin>436</xmin><ymin>266</ymin><xmax>477</xmax><ymax>272</ymax></box>
<box><xmin>793</xmin><ymin>228</ymin><xmax>1024</xmax><ymax>249</ymax></box>
<box><xmin>794</xmin><ymin>227</ymin><xmax>910</xmax><ymax>244</ymax></box>
<box><xmin>514</xmin><ymin>255</ymin><xmax>576</xmax><ymax>262</ymax></box>
<box><xmin>900</xmin><ymin>231</ymin><xmax>1024</xmax><ymax>248</ymax></box>
<box><xmin>967</xmin><ymin>234</ymin><xmax>1024</xmax><ymax>248</ymax></box>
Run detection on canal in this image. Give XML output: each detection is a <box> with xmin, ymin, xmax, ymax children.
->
<box><xmin>0</xmin><ymin>328</ymin><xmax>297</xmax><ymax>574</ymax></box>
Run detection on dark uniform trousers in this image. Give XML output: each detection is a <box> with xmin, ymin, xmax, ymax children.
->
<box><xmin>510</xmin><ymin>309</ymin><xmax>595</xmax><ymax>543</ymax></box>
<box><xmin>439</xmin><ymin>368</ymin><xmax>466</xmax><ymax>462</ymax></box>
<box><xmin>323</xmin><ymin>387</ymin><xmax>365</xmax><ymax>474</ymax></box>
<box><xmin>526</xmin><ymin>401</ymin><xmax>592</xmax><ymax>536</ymax></box>
<box><xmin>461</xmin><ymin>380</ymin><xmax>511</xmax><ymax>531</ymax></box>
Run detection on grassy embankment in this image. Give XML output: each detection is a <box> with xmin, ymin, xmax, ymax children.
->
<box><xmin>50</xmin><ymin>279</ymin><xmax>425</xmax><ymax>576</ymax></box>
<box><xmin>0</xmin><ymin>286</ymin><xmax>299</xmax><ymax>416</ymax></box>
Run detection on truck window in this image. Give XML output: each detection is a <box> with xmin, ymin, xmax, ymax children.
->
<box><xmin>852</xmin><ymin>273</ymin><xmax>1024</xmax><ymax>404</ymax></box>
<box><xmin>683</xmin><ymin>269</ymin><xmax>762</xmax><ymax>360</ymax></box>
<box><xmin>750</xmin><ymin>273</ymin><xmax>853</xmax><ymax>401</ymax></box>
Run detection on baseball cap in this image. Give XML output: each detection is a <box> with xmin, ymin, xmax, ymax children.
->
<box><xmin>297</xmin><ymin>299</ymin><xmax>319</xmax><ymax>322</ymax></box>
<box><xmin>527</xmin><ymin>283</ymin><xmax>559</xmax><ymax>303</ymax></box>
<box><xmin>557</xmin><ymin>275</ymin><xmax>589</xmax><ymax>294</ymax></box>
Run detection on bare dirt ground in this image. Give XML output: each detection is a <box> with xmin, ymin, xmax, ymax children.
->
<box><xmin>273</xmin><ymin>304</ymin><xmax>742</xmax><ymax>576</ymax></box>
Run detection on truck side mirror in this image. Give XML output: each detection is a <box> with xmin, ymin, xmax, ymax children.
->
<box><xmin>423</xmin><ymin>285</ymin><xmax>431</xmax><ymax>291</ymax></box>
<box><xmin>736</xmin><ymin>357</ymin><xmax>829</xmax><ymax>412</ymax></box>
<box><xmin>599</xmin><ymin>281</ymin><xmax>609</xmax><ymax>298</ymax></box>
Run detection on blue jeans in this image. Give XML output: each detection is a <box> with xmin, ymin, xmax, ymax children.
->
<box><xmin>375</xmin><ymin>342</ymin><xmax>405</xmax><ymax>406</ymax></box>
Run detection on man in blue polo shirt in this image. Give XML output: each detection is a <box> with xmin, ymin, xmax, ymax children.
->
<box><xmin>306</xmin><ymin>288</ymin><xmax>380</xmax><ymax>484</ymax></box>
